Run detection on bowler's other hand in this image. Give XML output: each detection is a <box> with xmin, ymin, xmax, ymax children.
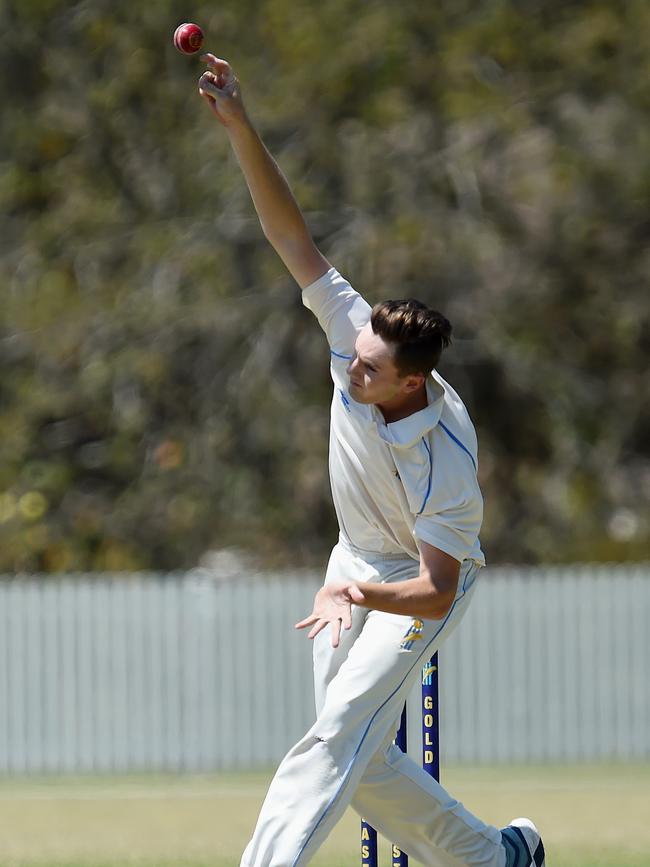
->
<box><xmin>198</xmin><ymin>54</ymin><xmax>245</xmax><ymax>126</ymax></box>
<box><xmin>295</xmin><ymin>582</ymin><xmax>365</xmax><ymax>648</ymax></box>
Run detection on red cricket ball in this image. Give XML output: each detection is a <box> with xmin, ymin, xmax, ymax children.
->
<box><xmin>173</xmin><ymin>22</ymin><xmax>204</xmax><ymax>55</ymax></box>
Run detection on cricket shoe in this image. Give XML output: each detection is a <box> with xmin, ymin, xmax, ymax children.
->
<box><xmin>501</xmin><ymin>817</ymin><xmax>545</xmax><ymax>867</ymax></box>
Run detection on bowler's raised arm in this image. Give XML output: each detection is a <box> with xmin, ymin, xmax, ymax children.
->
<box><xmin>198</xmin><ymin>55</ymin><xmax>331</xmax><ymax>289</ymax></box>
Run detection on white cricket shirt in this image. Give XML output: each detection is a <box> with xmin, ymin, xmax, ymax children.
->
<box><xmin>303</xmin><ymin>267</ymin><xmax>485</xmax><ymax>566</ymax></box>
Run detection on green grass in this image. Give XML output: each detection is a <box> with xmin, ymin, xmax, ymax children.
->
<box><xmin>0</xmin><ymin>764</ymin><xmax>648</xmax><ymax>866</ymax></box>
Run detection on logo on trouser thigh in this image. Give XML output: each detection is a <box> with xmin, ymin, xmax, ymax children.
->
<box><xmin>400</xmin><ymin>618</ymin><xmax>424</xmax><ymax>650</ymax></box>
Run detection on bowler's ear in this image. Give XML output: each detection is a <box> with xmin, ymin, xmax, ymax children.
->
<box><xmin>403</xmin><ymin>373</ymin><xmax>426</xmax><ymax>393</ymax></box>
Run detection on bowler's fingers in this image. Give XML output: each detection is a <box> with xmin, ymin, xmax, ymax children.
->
<box><xmin>201</xmin><ymin>53</ymin><xmax>230</xmax><ymax>74</ymax></box>
<box><xmin>308</xmin><ymin>620</ymin><xmax>329</xmax><ymax>641</ymax></box>
<box><xmin>295</xmin><ymin>613</ymin><xmax>319</xmax><ymax>630</ymax></box>
<box><xmin>198</xmin><ymin>71</ymin><xmax>221</xmax><ymax>99</ymax></box>
<box><xmin>296</xmin><ymin>615</ymin><xmax>340</xmax><ymax>645</ymax></box>
<box><xmin>306</xmin><ymin>618</ymin><xmax>343</xmax><ymax>647</ymax></box>
<box><xmin>200</xmin><ymin>54</ymin><xmax>235</xmax><ymax>91</ymax></box>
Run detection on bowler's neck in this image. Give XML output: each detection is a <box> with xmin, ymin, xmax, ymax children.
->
<box><xmin>376</xmin><ymin>384</ymin><xmax>428</xmax><ymax>424</ymax></box>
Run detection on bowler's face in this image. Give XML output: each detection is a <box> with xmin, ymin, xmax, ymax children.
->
<box><xmin>346</xmin><ymin>324</ymin><xmax>403</xmax><ymax>405</ymax></box>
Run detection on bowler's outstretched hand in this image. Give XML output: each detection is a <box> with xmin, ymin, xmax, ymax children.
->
<box><xmin>296</xmin><ymin>582</ymin><xmax>365</xmax><ymax>648</ymax></box>
<box><xmin>198</xmin><ymin>54</ymin><xmax>245</xmax><ymax>126</ymax></box>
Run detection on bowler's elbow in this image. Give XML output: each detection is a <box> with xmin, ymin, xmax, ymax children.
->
<box><xmin>424</xmin><ymin>586</ymin><xmax>456</xmax><ymax>620</ymax></box>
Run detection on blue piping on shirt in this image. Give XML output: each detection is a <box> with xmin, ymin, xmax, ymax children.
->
<box><xmin>416</xmin><ymin>437</ymin><xmax>433</xmax><ymax>515</ymax></box>
<box><xmin>438</xmin><ymin>421</ymin><xmax>477</xmax><ymax>472</ymax></box>
<box><xmin>330</xmin><ymin>349</ymin><xmax>354</xmax><ymax>360</ymax></box>
<box><xmin>292</xmin><ymin>566</ymin><xmax>475</xmax><ymax>867</ymax></box>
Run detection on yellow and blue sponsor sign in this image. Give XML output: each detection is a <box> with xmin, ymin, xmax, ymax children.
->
<box><xmin>421</xmin><ymin>653</ymin><xmax>439</xmax><ymax>780</ymax></box>
<box><xmin>361</xmin><ymin>819</ymin><xmax>378</xmax><ymax>867</ymax></box>
<box><xmin>362</xmin><ymin>653</ymin><xmax>439</xmax><ymax>867</ymax></box>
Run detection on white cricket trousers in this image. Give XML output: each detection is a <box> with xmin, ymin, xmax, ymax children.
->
<box><xmin>241</xmin><ymin>541</ymin><xmax>506</xmax><ymax>867</ymax></box>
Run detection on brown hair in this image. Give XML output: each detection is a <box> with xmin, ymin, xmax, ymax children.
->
<box><xmin>370</xmin><ymin>299</ymin><xmax>452</xmax><ymax>376</ymax></box>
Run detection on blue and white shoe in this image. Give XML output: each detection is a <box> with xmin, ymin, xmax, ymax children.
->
<box><xmin>501</xmin><ymin>817</ymin><xmax>545</xmax><ymax>867</ymax></box>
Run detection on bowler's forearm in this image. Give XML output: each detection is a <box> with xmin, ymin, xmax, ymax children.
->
<box><xmin>354</xmin><ymin>574</ymin><xmax>456</xmax><ymax>621</ymax></box>
<box><xmin>226</xmin><ymin>117</ymin><xmax>311</xmax><ymax>245</ymax></box>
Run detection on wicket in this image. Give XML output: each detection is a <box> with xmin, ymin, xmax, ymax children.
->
<box><xmin>361</xmin><ymin>653</ymin><xmax>439</xmax><ymax>867</ymax></box>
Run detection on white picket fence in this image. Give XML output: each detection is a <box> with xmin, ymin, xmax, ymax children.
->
<box><xmin>0</xmin><ymin>565</ymin><xmax>648</xmax><ymax>773</ymax></box>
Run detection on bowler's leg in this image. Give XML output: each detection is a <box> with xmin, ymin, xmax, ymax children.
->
<box><xmin>241</xmin><ymin>561</ymin><xmax>487</xmax><ymax>866</ymax></box>
<box><xmin>352</xmin><ymin>738</ymin><xmax>505</xmax><ymax>867</ymax></box>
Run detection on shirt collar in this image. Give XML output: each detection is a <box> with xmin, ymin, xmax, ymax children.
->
<box><xmin>372</xmin><ymin>377</ymin><xmax>444</xmax><ymax>449</ymax></box>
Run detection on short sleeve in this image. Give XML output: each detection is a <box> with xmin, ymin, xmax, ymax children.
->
<box><xmin>413</xmin><ymin>496</ymin><xmax>483</xmax><ymax>564</ymax></box>
<box><xmin>302</xmin><ymin>267</ymin><xmax>371</xmax><ymax>359</ymax></box>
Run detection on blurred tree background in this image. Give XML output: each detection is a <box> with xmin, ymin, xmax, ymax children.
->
<box><xmin>1</xmin><ymin>0</ymin><xmax>648</xmax><ymax>572</ymax></box>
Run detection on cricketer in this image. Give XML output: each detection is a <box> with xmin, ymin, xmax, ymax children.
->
<box><xmin>197</xmin><ymin>55</ymin><xmax>545</xmax><ymax>867</ymax></box>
